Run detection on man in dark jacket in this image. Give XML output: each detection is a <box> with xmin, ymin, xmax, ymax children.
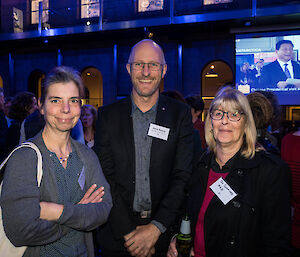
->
<box><xmin>259</xmin><ymin>40</ymin><xmax>300</xmax><ymax>89</ymax></box>
<box><xmin>93</xmin><ymin>39</ymin><xmax>193</xmax><ymax>257</ymax></box>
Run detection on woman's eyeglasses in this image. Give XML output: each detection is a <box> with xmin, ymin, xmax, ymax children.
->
<box><xmin>210</xmin><ymin>109</ymin><xmax>244</xmax><ymax>122</ymax></box>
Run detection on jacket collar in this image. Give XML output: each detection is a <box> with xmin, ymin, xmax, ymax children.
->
<box><xmin>198</xmin><ymin>149</ymin><xmax>264</xmax><ymax>171</ymax></box>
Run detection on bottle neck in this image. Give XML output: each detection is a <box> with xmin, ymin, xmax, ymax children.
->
<box><xmin>180</xmin><ymin>219</ymin><xmax>191</xmax><ymax>235</ymax></box>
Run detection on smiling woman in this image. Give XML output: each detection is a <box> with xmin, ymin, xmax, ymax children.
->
<box><xmin>1</xmin><ymin>66</ymin><xmax>112</xmax><ymax>257</ymax></box>
<box><xmin>167</xmin><ymin>86</ymin><xmax>292</xmax><ymax>257</ymax></box>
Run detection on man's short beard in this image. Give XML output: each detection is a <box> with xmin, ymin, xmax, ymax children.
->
<box><xmin>133</xmin><ymin>85</ymin><xmax>159</xmax><ymax>97</ymax></box>
<box><xmin>132</xmin><ymin>79</ymin><xmax>160</xmax><ymax>97</ymax></box>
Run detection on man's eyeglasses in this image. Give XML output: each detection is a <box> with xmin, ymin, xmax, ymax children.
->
<box><xmin>130</xmin><ymin>62</ymin><xmax>163</xmax><ymax>71</ymax></box>
<box><xmin>210</xmin><ymin>109</ymin><xmax>244</xmax><ymax>122</ymax></box>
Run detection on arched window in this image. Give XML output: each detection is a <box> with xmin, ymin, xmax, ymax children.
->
<box><xmin>201</xmin><ymin>60</ymin><xmax>233</xmax><ymax>116</ymax></box>
<box><xmin>81</xmin><ymin>67</ymin><xmax>103</xmax><ymax>108</ymax></box>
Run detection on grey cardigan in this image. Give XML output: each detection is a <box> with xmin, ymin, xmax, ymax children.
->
<box><xmin>0</xmin><ymin>131</ymin><xmax>112</xmax><ymax>257</ymax></box>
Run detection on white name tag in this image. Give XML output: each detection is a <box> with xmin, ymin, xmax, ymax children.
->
<box><xmin>210</xmin><ymin>177</ymin><xmax>237</xmax><ymax>205</ymax></box>
<box><xmin>148</xmin><ymin>123</ymin><xmax>170</xmax><ymax>141</ymax></box>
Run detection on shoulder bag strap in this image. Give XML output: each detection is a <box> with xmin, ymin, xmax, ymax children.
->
<box><xmin>0</xmin><ymin>142</ymin><xmax>43</xmax><ymax>187</ymax></box>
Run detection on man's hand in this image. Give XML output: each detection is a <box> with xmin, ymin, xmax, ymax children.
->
<box><xmin>40</xmin><ymin>202</ymin><xmax>64</xmax><ymax>221</ymax></box>
<box><xmin>277</xmin><ymin>81</ymin><xmax>288</xmax><ymax>88</ymax></box>
<box><xmin>147</xmin><ymin>247</ymin><xmax>155</xmax><ymax>257</ymax></box>
<box><xmin>78</xmin><ymin>184</ymin><xmax>104</xmax><ymax>204</ymax></box>
<box><xmin>124</xmin><ymin>223</ymin><xmax>161</xmax><ymax>257</ymax></box>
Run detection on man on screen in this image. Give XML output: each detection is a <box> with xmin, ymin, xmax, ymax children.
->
<box><xmin>259</xmin><ymin>40</ymin><xmax>300</xmax><ymax>89</ymax></box>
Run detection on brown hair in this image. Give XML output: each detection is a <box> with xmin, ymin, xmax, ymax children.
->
<box><xmin>247</xmin><ymin>92</ymin><xmax>273</xmax><ymax>129</ymax></box>
<box><xmin>81</xmin><ymin>104</ymin><xmax>97</xmax><ymax>132</ymax></box>
<box><xmin>9</xmin><ymin>92</ymin><xmax>36</xmax><ymax>121</ymax></box>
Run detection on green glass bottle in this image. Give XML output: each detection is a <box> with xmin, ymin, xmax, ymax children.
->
<box><xmin>176</xmin><ymin>214</ymin><xmax>192</xmax><ymax>257</ymax></box>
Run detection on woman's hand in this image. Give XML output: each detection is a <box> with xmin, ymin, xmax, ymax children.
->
<box><xmin>40</xmin><ymin>202</ymin><xmax>64</xmax><ymax>221</ymax></box>
<box><xmin>78</xmin><ymin>184</ymin><xmax>105</xmax><ymax>204</ymax></box>
<box><xmin>167</xmin><ymin>237</ymin><xmax>195</xmax><ymax>257</ymax></box>
<box><xmin>167</xmin><ymin>237</ymin><xmax>178</xmax><ymax>257</ymax></box>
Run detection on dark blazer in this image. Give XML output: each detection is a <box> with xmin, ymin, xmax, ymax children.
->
<box><xmin>259</xmin><ymin>60</ymin><xmax>300</xmax><ymax>88</ymax></box>
<box><xmin>93</xmin><ymin>95</ymin><xmax>193</xmax><ymax>252</ymax></box>
<box><xmin>188</xmin><ymin>150</ymin><xmax>291</xmax><ymax>257</ymax></box>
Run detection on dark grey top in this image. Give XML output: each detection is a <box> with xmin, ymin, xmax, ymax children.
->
<box><xmin>0</xmin><ymin>131</ymin><xmax>112</xmax><ymax>257</ymax></box>
<box><xmin>131</xmin><ymin>99</ymin><xmax>157</xmax><ymax>212</ymax></box>
<box><xmin>40</xmin><ymin>148</ymin><xmax>87</xmax><ymax>257</ymax></box>
<box><xmin>131</xmin><ymin>98</ymin><xmax>166</xmax><ymax>233</ymax></box>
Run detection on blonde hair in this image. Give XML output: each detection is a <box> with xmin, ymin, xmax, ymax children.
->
<box><xmin>205</xmin><ymin>87</ymin><xmax>257</xmax><ymax>159</ymax></box>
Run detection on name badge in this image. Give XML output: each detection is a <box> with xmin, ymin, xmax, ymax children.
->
<box><xmin>210</xmin><ymin>177</ymin><xmax>237</xmax><ymax>205</ymax></box>
<box><xmin>148</xmin><ymin>123</ymin><xmax>170</xmax><ymax>141</ymax></box>
<box><xmin>78</xmin><ymin>167</ymin><xmax>85</xmax><ymax>190</ymax></box>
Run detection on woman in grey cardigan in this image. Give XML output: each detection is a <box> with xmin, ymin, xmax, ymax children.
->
<box><xmin>1</xmin><ymin>66</ymin><xmax>112</xmax><ymax>257</ymax></box>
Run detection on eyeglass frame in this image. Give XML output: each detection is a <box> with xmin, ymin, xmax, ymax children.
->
<box><xmin>210</xmin><ymin>109</ymin><xmax>244</xmax><ymax>122</ymax></box>
<box><xmin>129</xmin><ymin>62</ymin><xmax>164</xmax><ymax>71</ymax></box>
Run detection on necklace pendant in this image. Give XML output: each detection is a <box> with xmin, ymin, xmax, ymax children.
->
<box><xmin>59</xmin><ymin>155</ymin><xmax>69</xmax><ymax>164</ymax></box>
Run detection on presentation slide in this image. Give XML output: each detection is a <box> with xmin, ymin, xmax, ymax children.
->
<box><xmin>235</xmin><ymin>31</ymin><xmax>300</xmax><ymax>105</ymax></box>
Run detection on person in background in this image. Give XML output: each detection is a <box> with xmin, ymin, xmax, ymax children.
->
<box><xmin>259</xmin><ymin>40</ymin><xmax>300</xmax><ymax>89</ymax></box>
<box><xmin>81</xmin><ymin>104</ymin><xmax>97</xmax><ymax>148</ymax></box>
<box><xmin>0</xmin><ymin>88</ymin><xmax>4</xmax><ymax>110</ymax></box>
<box><xmin>281</xmin><ymin>120</ymin><xmax>300</xmax><ymax>257</ymax></box>
<box><xmin>185</xmin><ymin>95</ymin><xmax>206</xmax><ymax>149</ymax></box>
<box><xmin>94</xmin><ymin>39</ymin><xmax>193</xmax><ymax>257</ymax></box>
<box><xmin>167</xmin><ymin>86</ymin><xmax>291</xmax><ymax>257</ymax></box>
<box><xmin>251</xmin><ymin>59</ymin><xmax>264</xmax><ymax>87</ymax></box>
<box><xmin>3</xmin><ymin>96</ymin><xmax>13</xmax><ymax>127</ymax></box>
<box><xmin>161</xmin><ymin>90</ymin><xmax>202</xmax><ymax>160</ymax></box>
<box><xmin>1</xmin><ymin>66</ymin><xmax>112</xmax><ymax>257</ymax></box>
<box><xmin>160</xmin><ymin>90</ymin><xmax>186</xmax><ymax>102</ymax></box>
<box><xmin>19</xmin><ymin>107</ymin><xmax>44</xmax><ymax>143</ymax></box>
<box><xmin>0</xmin><ymin>89</ymin><xmax>8</xmax><ymax>162</ymax></box>
<box><xmin>4</xmin><ymin>92</ymin><xmax>37</xmax><ymax>155</ymax></box>
<box><xmin>256</xmin><ymin>90</ymin><xmax>282</xmax><ymax>147</ymax></box>
<box><xmin>255</xmin><ymin>58</ymin><xmax>264</xmax><ymax>76</ymax></box>
<box><xmin>247</xmin><ymin>92</ymin><xmax>279</xmax><ymax>155</ymax></box>
<box><xmin>236</xmin><ymin>62</ymin><xmax>255</xmax><ymax>87</ymax></box>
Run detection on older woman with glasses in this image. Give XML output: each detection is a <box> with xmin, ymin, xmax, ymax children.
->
<box><xmin>167</xmin><ymin>87</ymin><xmax>291</xmax><ymax>257</ymax></box>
